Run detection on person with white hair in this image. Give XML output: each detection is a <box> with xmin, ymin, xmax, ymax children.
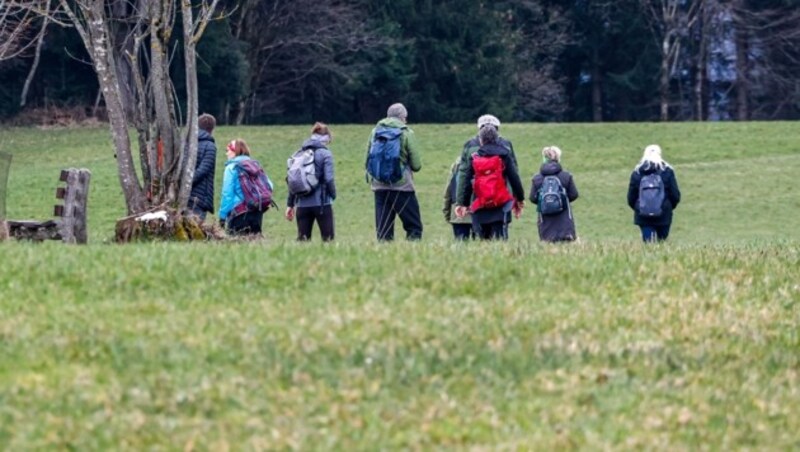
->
<box><xmin>626</xmin><ymin>144</ymin><xmax>681</xmax><ymax>242</ymax></box>
<box><xmin>530</xmin><ymin>145</ymin><xmax>579</xmax><ymax>242</ymax></box>
<box><xmin>365</xmin><ymin>103</ymin><xmax>423</xmax><ymax>241</ymax></box>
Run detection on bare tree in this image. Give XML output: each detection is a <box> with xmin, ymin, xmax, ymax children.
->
<box><xmin>725</xmin><ymin>1</ymin><xmax>800</xmax><ymax>120</ymax></box>
<box><xmin>0</xmin><ymin>0</ymin><xmax>35</xmax><ymax>60</ymax></box>
<box><xmin>3</xmin><ymin>0</ymin><xmax>221</xmax><ymax>215</ymax></box>
<box><xmin>225</xmin><ymin>0</ymin><xmax>390</xmax><ymax>124</ymax></box>
<box><xmin>642</xmin><ymin>0</ymin><xmax>701</xmax><ymax>121</ymax></box>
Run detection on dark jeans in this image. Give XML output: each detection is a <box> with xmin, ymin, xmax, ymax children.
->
<box><xmin>374</xmin><ymin>190</ymin><xmax>423</xmax><ymax>241</ymax></box>
<box><xmin>452</xmin><ymin>223</ymin><xmax>474</xmax><ymax>241</ymax></box>
<box><xmin>474</xmin><ymin>221</ymin><xmax>508</xmax><ymax>241</ymax></box>
<box><xmin>640</xmin><ymin>224</ymin><xmax>671</xmax><ymax>242</ymax></box>
<box><xmin>227</xmin><ymin>211</ymin><xmax>263</xmax><ymax>236</ymax></box>
<box><xmin>296</xmin><ymin>205</ymin><xmax>335</xmax><ymax>241</ymax></box>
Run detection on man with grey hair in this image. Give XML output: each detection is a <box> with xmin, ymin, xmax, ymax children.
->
<box><xmin>365</xmin><ymin>102</ymin><xmax>423</xmax><ymax>241</ymax></box>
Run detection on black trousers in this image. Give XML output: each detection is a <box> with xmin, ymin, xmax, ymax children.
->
<box><xmin>227</xmin><ymin>211</ymin><xmax>263</xmax><ymax>236</ymax></box>
<box><xmin>374</xmin><ymin>190</ymin><xmax>423</xmax><ymax>241</ymax></box>
<box><xmin>474</xmin><ymin>221</ymin><xmax>508</xmax><ymax>240</ymax></box>
<box><xmin>296</xmin><ymin>205</ymin><xmax>335</xmax><ymax>241</ymax></box>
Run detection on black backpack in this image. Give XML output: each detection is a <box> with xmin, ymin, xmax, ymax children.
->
<box><xmin>538</xmin><ymin>175</ymin><xmax>566</xmax><ymax>215</ymax></box>
<box><xmin>638</xmin><ymin>173</ymin><xmax>665</xmax><ymax>217</ymax></box>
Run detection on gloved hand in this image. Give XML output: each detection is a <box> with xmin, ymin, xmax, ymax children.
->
<box><xmin>218</xmin><ymin>218</ymin><xmax>225</xmax><ymax>229</ymax></box>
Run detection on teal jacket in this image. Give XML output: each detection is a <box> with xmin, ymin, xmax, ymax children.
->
<box><xmin>365</xmin><ymin>117</ymin><xmax>422</xmax><ymax>192</ymax></box>
<box><xmin>218</xmin><ymin>155</ymin><xmax>274</xmax><ymax>221</ymax></box>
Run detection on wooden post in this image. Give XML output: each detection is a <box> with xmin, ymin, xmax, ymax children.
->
<box><xmin>58</xmin><ymin>168</ymin><xmax>91</xmax><ymax>244</ymax></box>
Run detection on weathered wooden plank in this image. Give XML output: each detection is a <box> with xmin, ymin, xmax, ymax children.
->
<box><xmin>7</xmin><ymin>219</ymin><xmax>62</xmax><ymax>242</ymax></box>
<box><xmin>72</xmin><ymin>169</ymin><xmax>91</xmax><ymax>244</ymax></box>
<box><xmin>56</xmin><ymin>168</ymin><xmax>91</xmax><ymax>244</ymax></box>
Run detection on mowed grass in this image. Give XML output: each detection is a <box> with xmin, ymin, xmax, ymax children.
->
<box><xmin>1</xmin><ymin>122</ymin><xmax>799</xmax><ymax>449</ymax></box>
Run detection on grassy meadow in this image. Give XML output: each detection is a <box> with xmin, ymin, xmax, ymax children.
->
<box><xmin>0</xmin><ymin>122</ymin><xmax>799</xmax><ymax>449</ymax></box>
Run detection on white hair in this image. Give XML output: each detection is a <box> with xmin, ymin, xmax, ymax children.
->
<box><xmin>542</xmin><ymin>146</ymin><xmax>562</xmax><ymax>162</ymax></box>
<box><xmin>477</xmin><ymin>114</ymin><xmax>500</xmax><ymax>129</ymax></box>
<box><xmin>635</xmin><ymin>144</ymin><xmax>671</xmax><ymax>171</ymax></box>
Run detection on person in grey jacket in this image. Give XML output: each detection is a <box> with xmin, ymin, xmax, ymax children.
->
<box><xmin>188</xmin><ymin>113</ymin><xmax>217</xmax><ymax>221</ymax></box>
<box><xmin>285</xmin><ymin>122</ymin><xmax>337</xmax><ymax>241</ymax></box>
<box><xmin>530</xmin><ymin>146</ymin><xmax>579</xmax><ymax>242</ymax></box>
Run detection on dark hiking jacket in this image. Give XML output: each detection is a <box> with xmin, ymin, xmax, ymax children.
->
<box><xmin>627</xmin><ymin>162</ymin><xmax>681</xmax><ymax>226</ymax></box>
<box><xmin>458</xmin><ymin>142</ymin><xmax>525</xmax><ymax>225</ymax></box>
<box><xmin>531</xmin><ymin>162</ymin><xmax>579</xmax><ymax>242</ymax></box>
<box><xmin>188</xmin><ymin>129</ymin><xmax>217</xmax><ymax>213</ymax></box>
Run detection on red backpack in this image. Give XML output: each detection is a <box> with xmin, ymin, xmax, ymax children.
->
<box><xmin>470</xmin><ymin>154</ymin><xmax>513</xmax><ymax>212</ymax></box>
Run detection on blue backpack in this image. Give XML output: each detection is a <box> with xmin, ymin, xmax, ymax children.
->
<box><xmin>638</xmin><ymin>173</ymin><xmax>665</xmax><ymax>217</ymax></box>
<box><xmin>366</xmin><ymin>126</ymin><xmax>404</xmax><ymax>184</ymax></box>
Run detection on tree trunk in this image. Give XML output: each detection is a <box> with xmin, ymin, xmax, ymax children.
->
<box><xmin>660</xmin><ymin>36</ymin><xmax>670</xmax><ymax>121</ymax></box>
<box><xmin>177</xmin><ymin>0</ymin><xmax>200</xmax><ymax>210</ymax></box>
<box><xmin>591</xmin><ymin>46</ymin><xmax>603</xmax><ymax>122</ymax></box>
<box><xmin>734</xmin><ymin>9</ymin><xmax>749</xmax><ymax>121</ymax></box>
<box><xmin>75</xmin><ymin>0</ymin><xmax>145</xmax><ymax>213</ymax></box>
<box><xmin>694</xmin><ymin>6</ymin><xmax>706</xmax><ymax>121</ymax></box>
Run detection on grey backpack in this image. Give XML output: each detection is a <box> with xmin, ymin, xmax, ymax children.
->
<box><xmin>638</xmin><ymin>173</ymin><xmax>665</xmax><ymax>217</ymax></box>
<box><xmin>287</xmin><ymin>148</ymin><xmax>319</xmax><ymax>197</ymax></box>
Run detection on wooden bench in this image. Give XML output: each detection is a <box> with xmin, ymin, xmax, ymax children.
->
<box><xmin>6</xmin><ymin>168</ymin><xmax>91</xmax><ymax>244</ymax></box>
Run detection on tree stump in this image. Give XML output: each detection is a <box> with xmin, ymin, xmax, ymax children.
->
<box><xmin>114</xmin><ymin>207</ymin><xmax>224</xmax><ymax>242</ymax></box>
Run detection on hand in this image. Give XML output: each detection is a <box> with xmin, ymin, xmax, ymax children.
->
<box><xmin>218</xmin><ymin>218</ymin><xmax>225</xmax><ymax>229</ymax></box>
<box><xmin>285</xmin><ymin>207</ymin><xmax>295</xmax><ymax>221</ymax></box>
<box><xmin>454</xmin><ymin>205</ymin><xmax>468</xmax><ymax>218</ymax></box>
<box><xmin>513</xmin><ymin>201</ymin><xmax>524</xmax><ymax>219</ymax></box>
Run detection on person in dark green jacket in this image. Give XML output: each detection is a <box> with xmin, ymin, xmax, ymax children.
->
<box><xmin>365</xmin><ymin>103</ymin><xmax>423</xmax><ymax>241</ymax></box>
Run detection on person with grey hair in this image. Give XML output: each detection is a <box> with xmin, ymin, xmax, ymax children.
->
<box><xmin>188</xmin><ymin>113</ymin><xmax>217</xmax><ymax>221</ymax></box>
<box><xmin>454</xmin><ymin>125</ymin><xmax>524</xmax><ymax>240</ymax></box>
<box><xmin>365</xmin><ymin>103</ymin><xmax>423</xmax><ymax>241</ymax></box>
<box><xmin>455</xmin><ymin>114</ymin><xmax>517</xmax><ymax>200</ymax></box>
<box><xmin>627</xmin><ymin>144</ymin><xmax>681</xmax><ymax>242</ymax></box>
<box><xmin>530</xmin><ymin>145</ymin><xmax>579</xmax><ymax>242</ymax></box>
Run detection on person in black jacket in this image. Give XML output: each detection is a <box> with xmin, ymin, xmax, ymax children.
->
<box><xmin>627</xmin><ymin>144</ymin><xmax>681</xmax><ymax>242</ymax></box>
<box><xmin>530</xmin><ymin>146</ymin><xmax>579</xmax><ymax>242</ymax></box>
<box><xmin>188</xmin><ymin>113</ymin><xmax>217</xmax><ymax>221</ymax></box>
<box><xmin>455</xmin><ymin>125</ymin><xmax>525</xmax><ymax>240</ymax></box>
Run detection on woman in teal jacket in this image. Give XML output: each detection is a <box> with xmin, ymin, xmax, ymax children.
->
<box><xmin>219</xmin><ymin>139</ymin><xmax>274</xmax><ymax>235</ymax></box>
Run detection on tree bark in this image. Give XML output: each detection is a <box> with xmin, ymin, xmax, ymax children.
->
<box><xmin>591</xmin><ymin>46</ymin><xmax>603</xmax><ymax>122</ymax></box>
<box><xmin>60</xmin><ymin>0</ymin><xmax>145</xmax><ymax>213</ymax></box>
<box><xmin>734</xmin><ymin>2</ymin><xmax>749</xmax><ymax>121</ymax></box>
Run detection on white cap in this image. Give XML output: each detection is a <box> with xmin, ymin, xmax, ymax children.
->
<box><xmin>477</xmin><ymin>114</ymin><xmax>500</xmax><ymax>129</ymax></box>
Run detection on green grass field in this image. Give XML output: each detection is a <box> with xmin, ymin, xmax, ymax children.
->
<box><xmin>1</xmin><ymin>122</ymin><xmax>799</xmax><ymax>449</ymax></box>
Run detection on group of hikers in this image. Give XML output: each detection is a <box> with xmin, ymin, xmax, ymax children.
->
<box><xmin>187</xmin><ymin>103</ymin><xmax>681</xmax><ymax>243</ymax></box>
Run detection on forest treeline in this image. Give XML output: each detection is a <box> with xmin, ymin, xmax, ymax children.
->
<box><xmin>1</xmin><ymin>0</ymin><xmax>799</xmax><ymax>124</ymax></box>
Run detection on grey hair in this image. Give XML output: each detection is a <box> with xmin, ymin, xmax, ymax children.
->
<box><xmin>386</xmin><ymin>103</ymin><xmax>408</xmax><ymax>120</ymax></box>
<box><xmin>478</xmin><ymin>124</ymin><xmax>499</xmax><ymax>145</ymax></box>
